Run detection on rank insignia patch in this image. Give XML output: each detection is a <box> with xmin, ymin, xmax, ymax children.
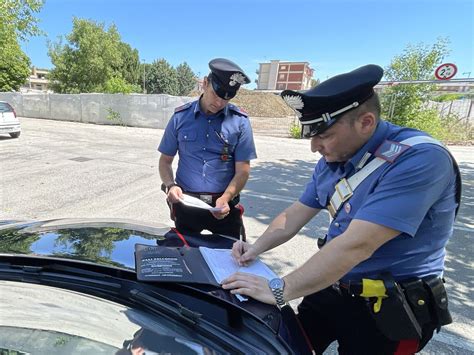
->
<box><xmin>374</xmin><ymin>140</ymin><xmax>410</xmax><ymax>163</ymax></box>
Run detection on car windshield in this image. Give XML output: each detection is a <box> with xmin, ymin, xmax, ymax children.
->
<box><xmin>1</xmin><ymin>281</ymin><xmax>211</xmax><ymax>354</ymax></box>
<box><xmin>0</xmin><ymin>102</ymin><xmax>13</xmax><ymax>113</ymax></box>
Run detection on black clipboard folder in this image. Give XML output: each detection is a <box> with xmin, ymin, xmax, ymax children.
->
<box><xmin>135</xmin><ymin>244</ymin><xmax>219</xmax><ymax>286</ymax></box>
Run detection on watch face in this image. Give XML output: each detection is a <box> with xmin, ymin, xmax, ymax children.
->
<box><xmin>269</xmin><ymin>278</ymin><xmax>284</xmax><ymax>289</ymax></box>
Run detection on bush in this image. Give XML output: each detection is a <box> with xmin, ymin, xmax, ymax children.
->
<box><xmin>403</xmin><ymin>109</ymin><xmax>447</xmax><ymax>140</ymax></box>
<box><xmin>399</xmin><ymin>109</ymin><xmax>473</xmax><ymax>144</ymax></box>
<box><xmin>103</xmin><ymin>76</ymin><xmax>139</xmax><ymax>94</ymax></box>
<box><xmin>289</xmin><ymin>122</ymin><xmax>302</xmax><ymax>138</ymax></box>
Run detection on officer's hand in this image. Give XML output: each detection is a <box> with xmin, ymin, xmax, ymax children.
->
<box><xmin>167</xmin><ymin>185</ymin><xmax>183</xmax><ymax>204</ymax></box>
<box><xmin>232</xmin><ymin>241</ymin><xmax>257</xmax><ymax>266</ymax></box>
<box><xmin>222</xmin><ymin>273</ymin><xmax>276</xmax><ymax>305</ymax></box>
<box><xmin>211</xmin><ymin>196</ymin><xmax>230</xmax><ymax>219</ymax></box>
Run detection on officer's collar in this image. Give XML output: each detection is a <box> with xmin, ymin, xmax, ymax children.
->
<box><xmin>195</xmin><ymin>96</ymin><xmax>228</xmax><ymax>118</ymax></box>
<box><xmin>346</xmin><ymin>120</ymin><xmax>389</xmax><ymax>171</ymax></box>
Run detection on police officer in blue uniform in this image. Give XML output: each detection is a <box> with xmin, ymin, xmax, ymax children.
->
<box><xmin>158</xmin><ymin>58</ymin><xmax>257</xmax><ymax>239</ymax></box>
<box><xmin>222</xmin><ymin>65</ymin><xmax>461</xmax><ymax>354</ymax></box>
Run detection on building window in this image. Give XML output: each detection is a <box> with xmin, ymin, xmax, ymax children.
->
<box><xmin>277</xmin><ymin>83</ymin><xmax>285</xmax><ymax>89</ymax></box>
<box><xmin>279</xmin><ymin>73</ymin><xmax>285</xmax><ymax>79</ymax></box>
<box><xmin>281</xmin><ymin>65</ymin><xmax>286</xmax><ymax>70</ymax></box>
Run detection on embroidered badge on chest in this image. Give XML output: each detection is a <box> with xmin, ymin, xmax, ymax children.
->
<box><xmin>374</xmin><ymin>140</ymin><xmax>410</xmax><ymax>163</ymax></box>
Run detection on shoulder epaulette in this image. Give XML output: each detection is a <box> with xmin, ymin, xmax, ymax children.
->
<box><xmin>174</xmin><ymin>102</ymin><xmax>193</xmax><ymax>113</ymax></box>
<box><xmin>228</xmin><ymin>104</ymin><xmax>248</xmax><ymax>117</ymax></box>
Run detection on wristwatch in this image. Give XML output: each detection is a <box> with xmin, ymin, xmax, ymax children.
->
<box><xmin>268</xmin><ymin>278</ymin><xmax>287</xmax><ymax>309</ymax></box>
<box><xmin>161</xmin><ymin>183</ymin><xmax>180</xmax><ymax>194</ymax></box>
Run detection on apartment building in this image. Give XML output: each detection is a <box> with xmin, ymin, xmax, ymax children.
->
<box><xmin>22</xmin><ymin>67</ymin><xmax>50</xmax><ymax>92</ymax></box>
<box><xmin>256</xmin><ymin>60</ymin><xmax>314</xmax><ymax>90</ymax></box>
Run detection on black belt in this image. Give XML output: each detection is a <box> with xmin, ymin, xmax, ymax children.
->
<box><xmin>334</xmin><ymin>275</ymin><xmax>441</xmax><ymax>296</ymax></box>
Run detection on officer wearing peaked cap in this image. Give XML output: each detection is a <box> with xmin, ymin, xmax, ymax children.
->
<box><xmin>158</xmin><ymin>58</ymin><xmax>256</xmax><ymax>239</ymax></box>
<box><xmin>223</xmin><ymin>64</ymin><xmax>461</xmax><ymax>353</ymax></box>
<box><xmin>281</xmin><ymin>64</ymin><xmax>384</xmax><ymax>139</ymax></box>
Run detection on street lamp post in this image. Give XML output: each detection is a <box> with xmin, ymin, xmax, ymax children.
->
<box><xmin>142</xmin><ymin>60</ymin><xmax>146</xmax><ymax>94</ymax></box>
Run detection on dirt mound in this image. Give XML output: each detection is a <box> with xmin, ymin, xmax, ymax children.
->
<box><xmin>190</xmin><ymin>88</ymin><xmax>296</xmax><ymax>118</ymax></box>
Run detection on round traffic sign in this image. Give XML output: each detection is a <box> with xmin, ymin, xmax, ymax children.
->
<box><xmin>435</xmin><ymin>63</ymin><xmax>457</xmax><ymax>80</ymax></box>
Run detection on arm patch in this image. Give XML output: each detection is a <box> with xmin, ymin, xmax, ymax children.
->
<box><xmin>228</xmin><ymin>104</ymin><xmax>248</xmax><ymax>117</ymax></box>
<box><xmin>374</xmin><ymin>140</ymin><xmax>411</xmax><ymax>163</ymax></box>
<box><xmin>174</xmin><ymin>102</ymin><xmax>193</xmax><ymax>113</ymax></box>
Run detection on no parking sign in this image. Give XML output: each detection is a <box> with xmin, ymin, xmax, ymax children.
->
<box><xmin>435</xmin><ymin>63</ymin><xmax>457</xmax><ymax>80</ymax></box>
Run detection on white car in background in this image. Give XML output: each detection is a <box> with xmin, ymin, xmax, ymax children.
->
<box><xmin>0</xmin><ymin>101</ymin><xmax>21</xmax><ymax>138</ymax></box>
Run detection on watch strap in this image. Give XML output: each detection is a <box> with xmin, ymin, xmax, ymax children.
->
<box><xmin>272</xmin><ymin>287</ymin><xmax>286</xmax><ymax>308</ymax></box>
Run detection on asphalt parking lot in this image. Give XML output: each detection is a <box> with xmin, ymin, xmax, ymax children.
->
<box><xmin>1</xmin><ymin>117</ymin><xmax>473</xmax><ymax>354</ymax></box>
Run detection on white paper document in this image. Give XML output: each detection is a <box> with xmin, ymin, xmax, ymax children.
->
<box><xmin>199</xmin><ymin>247</ymin><xmax>278</xmax><ymax>284</ymax></box>
<box><xmin>179</xmin><ymin>194</ymin><xmax>223</xmax><ymax>212</ymax></box>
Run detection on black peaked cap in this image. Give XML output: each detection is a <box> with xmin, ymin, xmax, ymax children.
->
<box><xmin>208</xmin><ymin>58</ymin><xmax>250</xmax><ymax>100</ymax></box>
<box><xmin>281</xmin><ymin>64</ymin><xmax>383</xmax><ymax>137</ymax></box>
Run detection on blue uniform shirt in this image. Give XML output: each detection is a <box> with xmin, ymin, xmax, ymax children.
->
<box><xmin>158</xmin><ymin>99</ymin><xmax>257</xmax><ymax>193</ymax></box>
<box><xmin>300</xmin><ymin>120</ymin><xmax>457</xmax><ymax>281</ymax></box>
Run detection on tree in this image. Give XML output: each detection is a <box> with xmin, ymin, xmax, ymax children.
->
<box><xmin>48</xmin><ymin>18</ymin><xmax>140</xmax><ymax>93</ymax></box>
<box><xmin>0</xmin><ymin>32</ymin><xmax>31</xmax><ymax>91</ymax></box>
<box><xmin>115</xmin><ymin>42</ymin><xmax>140</xmax><ymax>86</ymax></box>
<box><xmin>310</xmin><ymin>78</ymin><xmax>319</xmax><ymax>88</ymax></box>
<box><xmin>176</xmin><ymin>62</ymin><xmax>196</xmax><ymax>96</ymax></box>
<box><xmin>0</xmin><ymin>0</ymin><xmax>44</xmax><ymax>91</ymax></box>
<box><xmin>380</xmin><ymin>38</ymin><xmax>450</xmax><ymax>126</ymax></box>
<box><xmin>147</xmin><ymin>58</ymin><xmax>179</xmax><ymax>95</ymax></box>
<box><xmin>103</xmin><ymin>75</ymin><xmax>140</xmax><ymax>94</ymax></box>
<box><xmin>0</xmin><ymin>0</ymin><xmax>44</xmax><ymax>41</ymax></box>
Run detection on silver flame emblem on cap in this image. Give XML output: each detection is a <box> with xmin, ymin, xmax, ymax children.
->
<box><xmin>229</xmin><ymin>73</ymin><xmax>246</xmax><ymax>86</ymax></box>
<box><xmin>282</xmin><ymin>95</ymin><xmax>304</xmax><ymax>118</ymax></box>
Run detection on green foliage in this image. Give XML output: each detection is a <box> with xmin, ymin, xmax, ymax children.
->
<box><xmin>381</xmin><ymin>38</ymin><xmax>450</xmax><ymax>125</ymax></box>
<box><xmin>404</xmin><ymin>109</ymin><xmax>447</xmax><ymax>140</ymax></box>
<box><xmin>289</xmin><ymin>122</ymin><xmax>302</xmax><ymax>138</ymax></box>
<box><xmin>147</xmin><ymin>58</ymin><xmax>179</xmax><ymax>95</ymax></box>
<box><xmin>0</xmin><ymin>0</ymin><xmax>44</xmax><ymax>41</ymax></box>
<box><xmin>48</xmin><ymin>18</ymin><xmax>140</xmax><ymax>93</ymax></box>
<box><xmin>103</xmin><ymin>75</ymin><xmax>139</xmax><ymax>94</ymax></box>
<box><xmin>0</xmin><ymin>0</ymin><xmax>43</xmax><ymax>91</ymax></box>
<box><xmin>0</xmin><ymin>32</ymin><xmax>31</xmax><ymax>91</ymax></box>
<box><xmin>310</xmin><ymin>78</ymin><xmax>319</xmax><ymax>88</ymax></box>
<box><xmin>106</xmin><ymin>107</ymin><xmax>125</xmax><ymax>126</ymax></box>
<box><xmin>432</xmin><ymin>93</ymin><xmax>464</xmax><ymax>102</ymax></box>
<box><xmin>115</xmin><ymin>42</ymin><xmax>140</xmax><ymax>85</ymax></box>
<box><xmin>441</xmin><ymin>113</ymin><xmax>473</xmax><ymax>143</ymax></box>
<box><xmin>176</xmin><ymin>62</ymin><xmax>196</xmax><ymax>96</ymax></box>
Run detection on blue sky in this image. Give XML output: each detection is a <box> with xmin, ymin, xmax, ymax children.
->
<box><xmin>21</xmin><ymin>0</ymin><xmax>473</xmax><ymax>87</ymax></box>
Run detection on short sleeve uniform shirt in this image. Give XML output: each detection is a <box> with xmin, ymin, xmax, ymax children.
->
<box><xmin>299</xmin><ymin>120</ymin><xmax>458</xmax><ymax>281</ymax></box>
<box><xmin>158</xmin><ymin>100</ymin><xmax>257</xmax><ymax>193</ymax></box>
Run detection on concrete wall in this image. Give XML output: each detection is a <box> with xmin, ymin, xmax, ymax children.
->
<box><xmin>0</xmin><ymin>92</ymin><xmax>193</xmax><ymax>129</ymax></box>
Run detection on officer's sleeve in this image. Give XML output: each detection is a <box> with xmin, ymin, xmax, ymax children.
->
<box><xmin>299</xmin><ymin>163</ymin><xmax>325</xmax><ymax>209</ymax></box>
<box><xmin>158</xmin><ymin>115</ymin><xmax>178</xmax><ymax>156</ymax></box>
<box><xmin>233</xmin><ymin>118</ymin><xmax>257</xmax><ymax>161</ymax></box>
<box><xmin>354</xmin><ymin>145</ymin><xmax>456</xmax><ymax>237</ymax></box>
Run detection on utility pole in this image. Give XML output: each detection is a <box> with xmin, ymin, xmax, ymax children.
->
<box><xmin>142</xmin><ymin>60</ymin><xmax>146</xmax><ymax>94</ymax></box>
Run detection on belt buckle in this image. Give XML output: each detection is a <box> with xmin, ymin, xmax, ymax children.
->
<box><xmin>199</xmin><ymin>194</ymin><xmax>213</xmax><ymax>204</ymax></box>
<box><xmin>335</xmin><ymin>178</ymin><xmax>353</xmax><ymax>203</ymax></box>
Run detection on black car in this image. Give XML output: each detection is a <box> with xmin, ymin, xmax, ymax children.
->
<box><xmin>0</xmin><ymin>219</ymin><xmax>310</xmax><ymax>354</ymax></box>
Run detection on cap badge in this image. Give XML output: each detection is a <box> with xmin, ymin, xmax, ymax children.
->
<box><xmin>282</xmin><ymin>95</ymin><xmax>304</xmax><ymax>118</ymax></box>
<box><xmin>229</xmin><ymin>73</ymin><xmax>246</xmax><ymax>86</ymax></box>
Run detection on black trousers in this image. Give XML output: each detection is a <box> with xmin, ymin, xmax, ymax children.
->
<box><xmin>172</xmin><ymin>202</ymin><xmax>245</xmax><ymax>240</ymax></box>
<box><xmin>297</xmin><ymin>286</ymin><xmax>436</xmax><ymax>355</ymax></box>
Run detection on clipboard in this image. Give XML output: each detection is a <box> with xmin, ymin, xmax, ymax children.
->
<box><xmin>135</xmin><ymin>244</ymin><xmax>218</xmax><ymax>286</ymax></box>
<box><xmin>135</xmin><ymin>244</ymin><xmax>277</xmax><ymax>287</ymax></box>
